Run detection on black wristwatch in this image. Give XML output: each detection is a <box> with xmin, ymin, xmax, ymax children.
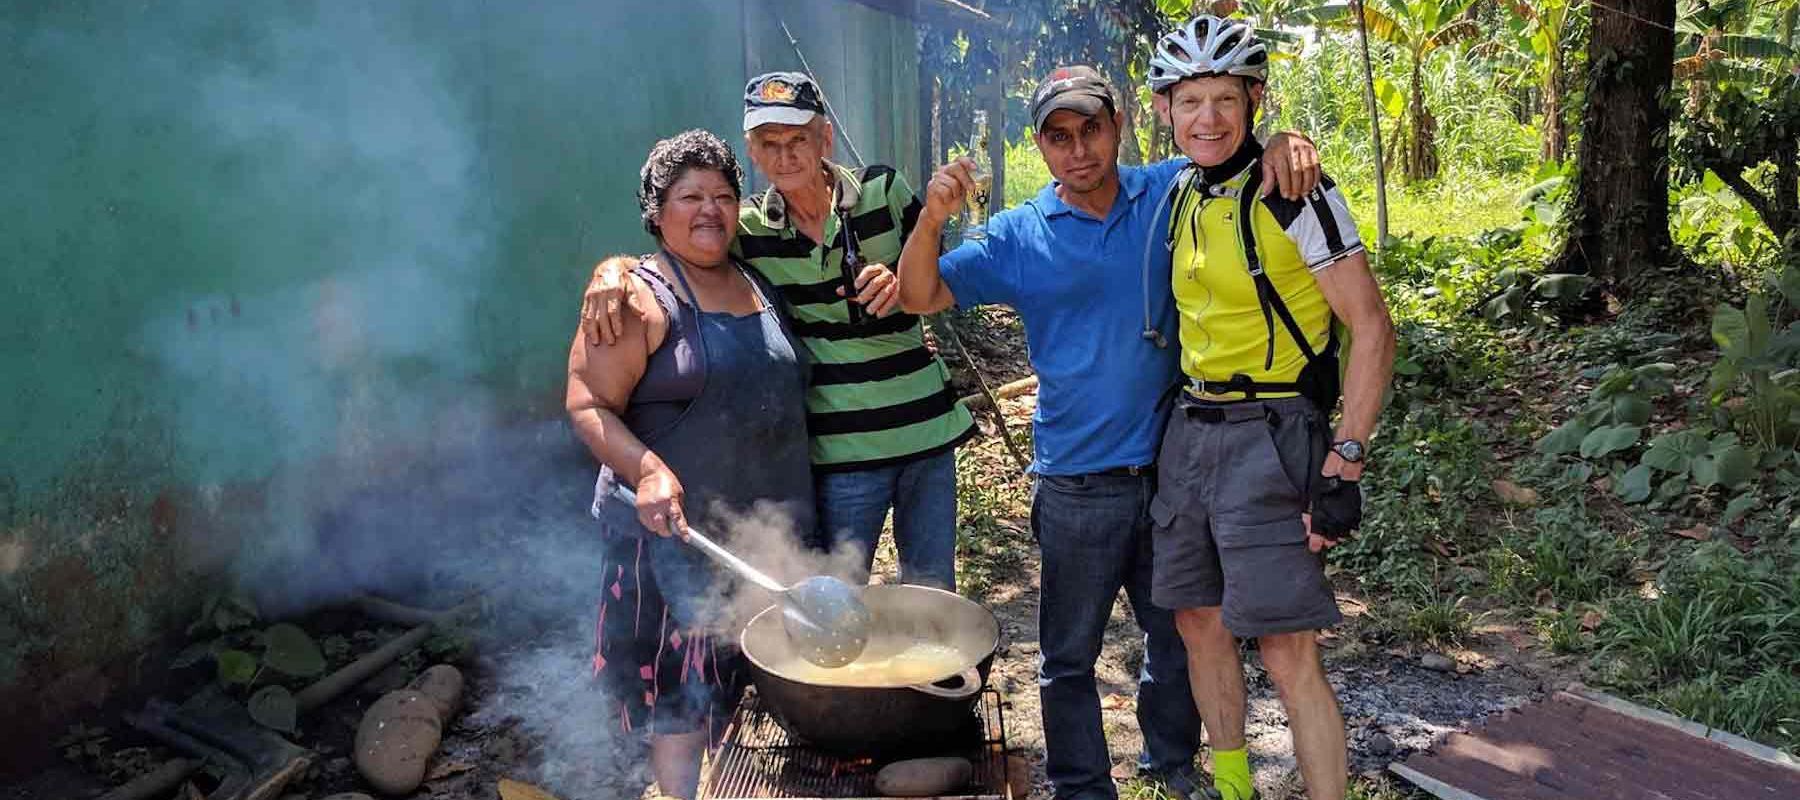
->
<box><xmin>1332</xmin><ymin>439</ymin><xmax>1365</xmax><ymax>463</ymax></box>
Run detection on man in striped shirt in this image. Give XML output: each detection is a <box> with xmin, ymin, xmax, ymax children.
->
<box><xmin>583</xmin><ymin>72</ymin><xmax>976</xmax><ymax>590</ymax></box>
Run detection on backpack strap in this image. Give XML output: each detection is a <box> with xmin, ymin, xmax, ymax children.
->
<box><xmin>1237</xmin><ymin>170</ymin><xmax>1326</xmax><ymax>370</ymax></box>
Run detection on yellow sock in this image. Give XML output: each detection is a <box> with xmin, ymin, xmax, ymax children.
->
<box><xmin>1211</xmin><ymin>748</ymin><xmax>1253</xmax><ymax>800</ymax></box>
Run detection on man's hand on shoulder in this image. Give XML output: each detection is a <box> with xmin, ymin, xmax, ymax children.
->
<box><xmin>582</xmin><ymin>255</ymin><xmax>646</xmax><ymax>347</ymax></box>
<box><xmin>1262</xmin><ymin>131</ymin><xmax>1321</xmax><ymax>201</ymax></box>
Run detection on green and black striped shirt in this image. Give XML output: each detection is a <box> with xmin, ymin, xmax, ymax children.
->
<box><xmin>736</xmin><ymin>161</ymin><xmax>976</xmax><ymax>473</ymax></box>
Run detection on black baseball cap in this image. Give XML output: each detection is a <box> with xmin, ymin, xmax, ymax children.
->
<box><xmin>1029</xmin><ymin>66</ymin><xmax>1117</xmax><ymax>130</ymax></box>
<box><xmin>743</xmin><ymin>71</ymin><xmax>826</xmax><ymax>131</ymax></box>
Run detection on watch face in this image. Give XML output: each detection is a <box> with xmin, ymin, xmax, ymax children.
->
<box><xmin>1335</xmin><ymin>440</ymin><xmax>1364</xmax><ymax>461</ymax></box>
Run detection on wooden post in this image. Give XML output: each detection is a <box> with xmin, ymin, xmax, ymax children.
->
<box><xmin>986</xmin><ymin>39</ymin><xmax>1006</xmax><ymax>210</ymax></box>
<box><xmin>919</xmin><ymin>53</ymin><xmax>935</xmax><ymax>182</ymax></box>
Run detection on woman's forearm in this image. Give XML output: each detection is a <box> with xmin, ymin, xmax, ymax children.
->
<box><xmin>569</xmin><ymin>405</ymin><xmax>668</xmax><ymax>484</ymax></box>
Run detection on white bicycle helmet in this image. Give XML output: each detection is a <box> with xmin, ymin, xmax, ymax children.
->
<box><xmin>1148</xmin><ymin>15</ymin><xmax>1268</xmax><ymax>93</ymax></box>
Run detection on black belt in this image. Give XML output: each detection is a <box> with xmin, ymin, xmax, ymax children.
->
<box><xmin>1186</xmin><ymin>374</ymin><xmax>1302</xmax><ymax>399</ymax></box>
<box><xmin>1181</xmin><ymin>402</ymin><xmax>1275</xmax><ymax>424</ymax></box>
<box><xmin>1094</xmin><ymin>464</ymin><xmax>1156</xmax><ymax>478</ymax></box>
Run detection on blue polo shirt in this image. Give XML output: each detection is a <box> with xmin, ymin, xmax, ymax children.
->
<box><xmin>940</xmin><ymin>159</ymin><xmax>1189</xmax><ymax>475</ymax></box>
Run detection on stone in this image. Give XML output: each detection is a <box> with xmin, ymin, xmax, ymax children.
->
<box><xmin>1366</xmin><ymin>732</ymin><xmax>1396</xmax><ymax>756</ymax></box>
<box><xmin>354</xmin><ymin>690</ymin><xmax>442</xmax><ymax>795</ymax></box>
<box><xmin>409</xmin><ymin>664</ymin><xmax>465</xmax><ymax>720</ymax></box>
<box><xmin>1420</xmin><ymin>653</ymin><xmax>1456</xmax><ymax>672</ymax></box>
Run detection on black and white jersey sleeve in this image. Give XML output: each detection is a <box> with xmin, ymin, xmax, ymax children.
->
<box><xmin>1262</xmin><ymin>173</ymin><xmax>1365</xmax><ymax>272</ymax></box>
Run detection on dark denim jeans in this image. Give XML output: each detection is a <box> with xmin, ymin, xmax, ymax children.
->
<box><xmin>815</xmin><ymin>449</ymin><xmax>958</xmax><ymax>590</ymax></box>
<box><xmin>1032</xmin><ymin>472</ymin><xmax>1202</xmax><ymax>799</ymax></box>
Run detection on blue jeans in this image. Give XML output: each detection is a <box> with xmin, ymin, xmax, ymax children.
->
<box><xmin>814</xmin><ymin>449</ymin><xmax>958</xmax><ymax>590</ymax></box>
<box><xmin>1033</xmin><ymin>472</ymin><xmax>1202</xmax><ymax>800</ymax></box>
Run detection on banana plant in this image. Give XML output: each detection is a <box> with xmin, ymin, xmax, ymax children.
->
<box><xmin>1294</xmin><ymin>0</ymin><xmax>1483</xmax><ymax>182</ymax></box>
<box><xmin>1498</xmin><ymin>0</ymin><xmax>1577</xmax><ymax>164</ymax></box>
<box><xmin>1668</xmin><ymin>0</ymin><xmax>1800</xmax><ymax>248</ymax></box>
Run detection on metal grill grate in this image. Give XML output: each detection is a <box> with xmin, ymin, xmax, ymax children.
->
<box><xmin>700</xmin><ymin>687</ymin><xmax>1013</xmax><ymax>800</ymax></box>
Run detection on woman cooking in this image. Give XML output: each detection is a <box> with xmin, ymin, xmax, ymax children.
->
<box><xmin>565</xmin><ymin>129</ymin><xmax>815</xmax><ymax>800</ymax></box>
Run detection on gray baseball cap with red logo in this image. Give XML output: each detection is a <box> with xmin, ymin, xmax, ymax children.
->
<box><xmin>743</xmin><ymin>71</ymin><xmax>827</xmax><ymax>131</ymax></box>
<box><xmin>1029</xmin><ymin>66</ymin><xmax>1118</xmax><ymax>130</ymax></box>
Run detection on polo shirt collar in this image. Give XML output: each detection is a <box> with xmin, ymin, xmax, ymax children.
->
<box><xmin>755</xmin><ymin>159</ymin><xmax>861</xmax><ymax>232</ymax></box>
<box><xmin>1028</xmin><ymin>163</ymin><xmax>1147</xmax><ymax>220</ymax></box>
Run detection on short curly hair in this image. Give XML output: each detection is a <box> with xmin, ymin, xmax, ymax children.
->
<box><xmin>637</xmin><ymin>129</ymin><xmax>744</xmax><ymax>239</ymax></box>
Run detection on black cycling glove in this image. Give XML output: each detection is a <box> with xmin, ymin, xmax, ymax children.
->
<box><xmin>1310</xmin><ymin>476</ymin><xmax>1362</xmax><ymax>542</ymax></box>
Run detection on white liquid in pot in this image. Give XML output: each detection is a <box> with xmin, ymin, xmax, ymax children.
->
<box><xmin>776</xmin><ymin>640</ymin><xmax>966</xmax><ymax>686</ymax></box>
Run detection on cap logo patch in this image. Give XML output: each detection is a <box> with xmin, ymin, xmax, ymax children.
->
<box><xmin>760</xmin><ymin>81</ymin><xmax>798</xmax><ymax>103</ymax></box>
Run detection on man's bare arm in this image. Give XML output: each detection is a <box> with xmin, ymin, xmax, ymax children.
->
<box><xmin>896</xmin><ymin>157</ymin><xmax>976</xmax><ymax>315</ymax></box>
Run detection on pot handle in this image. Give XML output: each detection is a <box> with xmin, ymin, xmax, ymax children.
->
<box><xmin>908</xmin><ymin>666</ymin><xmax>982</xmax><ymax>700</ymax></box>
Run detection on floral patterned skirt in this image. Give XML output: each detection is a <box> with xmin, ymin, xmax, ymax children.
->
<box><xmin>591</xmin><ymin>529</ymin><xmax>747</xmax><ymax>738</ymax></box>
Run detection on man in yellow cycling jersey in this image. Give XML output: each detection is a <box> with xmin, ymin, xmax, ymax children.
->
<box><xmin>1144</xmin><ymin>15</ymin><xmax>1396</xmax><ymax>800</ymax></box>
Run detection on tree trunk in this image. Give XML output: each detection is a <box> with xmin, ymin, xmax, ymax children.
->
<box><xmin>1553</xmin><ymin>0</ymin><xmax>1676</xmax><ymax>290</ymax></box>
<box><xmin>1777</xmin><ymin>146</ymin><xmax>1799</xmax><ymax>249</ymax></box>
<box><xmin>1109</xmin><ymin>55</ymin><xmax>1143</xmax><ymax>166</ymax></box>
<box><xmin>1540</xmin><ymin>43</ymin><xmax>1567</xmax><ymax>164</ymax></box>
<box><xmin>1406</xmin><ymin>57</ymin><xmax>1438</xmax><ymax>182</ymax></box>
<box><xmin>1352</xmin><ymin>0</ymin><xmax>1389</xmax><ymax>246</ymax></box>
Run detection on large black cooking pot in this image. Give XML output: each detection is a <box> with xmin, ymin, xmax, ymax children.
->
<box><xmin>741</xmin><ymin>584</ymin><xmax>1000</xmax><ymax>756</ymax></box>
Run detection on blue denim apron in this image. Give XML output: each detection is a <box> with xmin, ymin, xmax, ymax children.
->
<box><xmin>589</xmin><ymin>251</ymin><xmax>814</xmax><ymax>735</ymax></box>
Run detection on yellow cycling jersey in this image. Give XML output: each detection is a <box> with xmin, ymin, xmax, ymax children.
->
<box><xmin>1168</xmin><ymin>163</ymin><xmax>1363</xmax><ymax>392</ymax></box>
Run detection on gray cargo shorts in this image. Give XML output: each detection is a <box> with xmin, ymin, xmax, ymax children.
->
<box><xmin>1148</xmin><ymin>393</ymin><xmax>1343</xmax><ymax>637</ymax></box>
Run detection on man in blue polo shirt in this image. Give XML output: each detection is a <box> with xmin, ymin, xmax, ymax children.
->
<box><xmin>897</xmin><ymin>66</ymin><xmax>1318</xmax><ymax>800</ymax></box>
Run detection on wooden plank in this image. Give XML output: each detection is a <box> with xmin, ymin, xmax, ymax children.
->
<box><xmin>1560</xmin><ymin>687</ymin><xmax>1800</xmax><ymax>773</ymax></box>
<box><xmin>1387</xmin><ymin>762</ymin><xmax>1494</xmax><ymax>800</ymax></box>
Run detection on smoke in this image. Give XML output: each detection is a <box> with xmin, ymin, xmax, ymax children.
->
<box><xmin>10</xmin><ymin>3</ymin><xmax>893</xmax><ymax>793</ymax></box>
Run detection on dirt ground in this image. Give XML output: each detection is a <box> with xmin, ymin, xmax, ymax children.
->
<box><xmin>6</xmin><ymin>309</ymin><xmax>1575</xmax><ymax>800</ymax></box>
<box><xmin>879</xmin><ymin>396</ymin><xmax>1567</xmax><ymax>800</ymax></box>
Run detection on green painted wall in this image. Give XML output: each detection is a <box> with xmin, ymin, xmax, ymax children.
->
<box><xmin>0</xmin><ymin>0</ymin><xmax>918</xmax><ymax>758</ymax></box>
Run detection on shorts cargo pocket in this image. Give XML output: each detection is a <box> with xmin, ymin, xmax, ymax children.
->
<box><xmin>1214</xmin><ymin>518</ymin><xmax>1337</xmax><ymax>636</ymax></box>
<box><xmin>1148</xmin><ymin>494</ymin><xmax>1178</xmax><ymax>531</ymax></box>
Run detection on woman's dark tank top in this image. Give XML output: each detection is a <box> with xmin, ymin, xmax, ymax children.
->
<box><xmin>620</xmin><ymin>261</ymin><xmax>704</xmax><ymax>438</ymax></box>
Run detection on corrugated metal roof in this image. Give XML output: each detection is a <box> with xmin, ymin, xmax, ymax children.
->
<box><xmin>1393</xmin><ymin>690</ymin><xmax>1800</xmax><ymax>799</ymax></box>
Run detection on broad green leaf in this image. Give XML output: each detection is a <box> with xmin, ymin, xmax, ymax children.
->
<box><xmin>1533</xmin><ymin>273</ymin><xmax>1591</xmax><ymax>300</ymax></box>
<box><xmin>1692</xmin><ymin>454</ymin><xmax>1721</xmax><ymax>488</ymax></box>
<box><xmin>1537</xmin><ymin>418</ymin><xmax>1592</xmax><ymax>455</ymax></box>
<box><xmin>1617</xmin><ymin>464</ymin><xmax>1654</xmax><ymax>503</ymax></box>
<box><xmin>1707</xmin><ymin>433</ymin><xmax>1741</xmax><ymax>455</ymax></box>
<box><xmin>1594</xmin><ymin>368</ymin><xmax>1637</xmax><ymax>398</ymax></box>
<box><xmin>171</xmin><ymin>640</ymin><xmax>217</xmax><ymax>669</ymax></box>
<box><xmin>216</xmin><ymin>649</ymin><xmax>257</xmax><ymax>686</ymax></box>
<box><xmin>1710</xmin><ymin>445</ymin><xmax>1758</xmax><ymax>489</ymax></box>
<box><xmin>262</xmin><ymin>623</ymin><xmax>325</xmax><ymax>679</ymax></box>
<box><xmin>1612</xmin><ymin>394</ymin><xmax>1653</xmax><ymax>426</ymax></box>
<box><xmin>1580</xmin><ymin>425</ymin><xmax>1642</xmax><ymax>459</ymax></box>
<box><xmin>1484</xmin><ymin>288</ymin><xmax>1522</xmax><ymax>321</ymax></box>
<box><xmin>1373</xmin><ymin>76</ymin><xmax>1406</xmax><ymax>118</ymax></box>
<box><xmin>1578</xmin><ymin>400</ymin><xmax>1613</xmax><ymax>426</ymax></box>
<box><xmin>1634</xmin><ymin>362</ymin><xmax>1677</xmax><ymax>380</ymax></box>
<box><xmin>1722</xmin><ymin>494</ymin><xmax>1760</xmax><ymax>526</ymax></box>
<box><xmin>1709</xmin><ymin>359</ymin><xmax>1741</xmax><ymax>401</ymax></box>
<box><xmin>248</xmin><ymin>686</ymin><xmax>298</xmax><ymax>735</ymax></box>
<box><xmin>1779</xmin><ymin>264</ymin><xmax>1800</xmax><ymax>307</ymax></box>
<box><xmin>1654</xmin><ymin>473</ymin><xmax>1690</xmax><ymax>505</ymax></box>
<box><xmin>1643</xmin><ymin>430</ymin><xmax>1708</xmax><ymax>473</ymax></box>
<box><xmin>1713</xmin><ymin>304</ymin><xmax>1750</xmax><ymax>358</ymax></box>
<box><xmin>1394</xmin><ymin>357</ymin><xmax>1424</xmax><ymax>376</ymax></box>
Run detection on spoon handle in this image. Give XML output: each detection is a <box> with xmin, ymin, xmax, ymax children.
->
<box><xmin>608</xmin><ymin>483</ymin><xmax>787</xmax><ymax>594</ymax></box>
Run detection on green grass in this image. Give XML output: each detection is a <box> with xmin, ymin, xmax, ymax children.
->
<box><xmin>1364</xmin><ymin>170</ymin><xmax>1537</xmax><ymax>242</ymax></box>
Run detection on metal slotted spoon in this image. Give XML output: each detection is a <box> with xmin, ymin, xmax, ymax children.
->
<box><xmin>611</xmin><ymin>485</ymin><xmax>871</xmax><ymax>668</ymax></box>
